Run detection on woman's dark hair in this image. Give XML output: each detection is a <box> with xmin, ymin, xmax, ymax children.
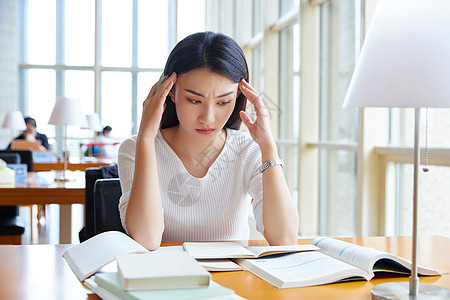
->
<box><xmin>160</xmin><ymin>31</ymin><xmax>249</xmax><ymax>130</ymax></box>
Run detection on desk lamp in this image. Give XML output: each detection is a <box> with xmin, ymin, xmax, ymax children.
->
<box><xmin>2</xmin><ymin>111</ymin><xmax>26</xmax><ymax>142</ymax></box>
<box><xmin>48</xmin><ymin>97</ymin><xmax>87</xmax><ymax>181</ymax></box>
<box><xmin>343</xmin><ymin>0</ymin><xmax>450</xmax><ymax>298</ymax></box>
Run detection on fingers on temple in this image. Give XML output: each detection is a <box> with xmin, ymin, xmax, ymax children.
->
<box><xmin>157</xmin><ymin>73</ymin><xmax>177</xmax><ymax>104</ymax></box>
<box><xmin>239</xmin><ymin>80</ymin><xmax>264</xmax><ymax>107</ymax></box>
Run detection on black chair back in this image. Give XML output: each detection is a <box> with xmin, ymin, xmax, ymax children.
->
<box><xmin>79</xmin><ymin>165</ymin><xmax>119</xmax><ymax>242</ymax></box>
<box><xmin>0</xmin><ymin>153</ymin><xmax>20</xmax><ymax>164</ymax></box>
<box><xmin>93</xmin><ymin>178</ymin><xmax>126</xmax><ymax>235</ymax></box>
<box><xmin>0</xmin><ymin>150</ymin><xmax>33</xmax><ymax>171</ymax></box>
<box><xmin>0</xmin><ymin>153</ymin><xmax>25</xmax><ymax>239</ymax></box>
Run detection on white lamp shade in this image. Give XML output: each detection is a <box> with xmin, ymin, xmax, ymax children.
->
<box><xmin>84</xmin><ymin>113</ymin><xmax>102</xmax><ymax>131</ymax></box>
<box><xmin>2</xmin><ymin>111</ymin><xmax>26</xmax><ymax>130</ymax></box>
<box><xmin>48</xmin><ymin>97</ymin><xmax>88</xmax><ymax>127</ymax></box>
<box><xmin>343</xmin><ymin>0</ymin><xmax>450</xmax><ymax>108</ymax></box>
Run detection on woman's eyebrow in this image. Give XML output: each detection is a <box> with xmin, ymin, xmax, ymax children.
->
<box><xmin>184</xmin><ymin>89</ymin><xmax>234</xmax><ymax>98</ymax></box>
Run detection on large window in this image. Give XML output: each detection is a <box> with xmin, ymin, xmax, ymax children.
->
<box><xmin>318</xmin><ymin>0</ymin><xmax>361</xmax><ymax>236</ymax></box>
<box><xmin>388</xmin><ymin>108</ymin><xmax>450</xmax><ymax>237</ymax></box>
<box><xmin>18</xmin><ymin>0</ymin><xmax>205</xmax><ymax>157</ymax></box>
<box><xmin>279</xmin><ymin>19</ymin><xmax>300</xmax><ymax>206</ymax></box>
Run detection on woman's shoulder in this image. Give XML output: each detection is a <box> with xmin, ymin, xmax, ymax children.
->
<box><xmin>225</xmin><ymin>128</ymin><xmax>260</xmax><ymax>157</ymax></box>
<box><xmin>118</xmin><ymin>135</ymin><xmax>138</xmax><ymax>154</ymax></box>
<box><xmin>118</xmin><ymin>131</ymin><xmax>166</xmax><ymax>153</ymax></box>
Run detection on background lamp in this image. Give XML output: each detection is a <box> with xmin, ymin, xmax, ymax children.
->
<box><xmin>2</xmin><ymin>111</ymin><xmax>26</xmax><ymax>130</ymax></box>
<box><xmin>2</xmin><ymin>111</ymin><xmax>26</xmax><ymax>142</ymax></box>
<box><xmin>48</xmin><ymin>97</ymin><xmax>88</xmax><ymax>181</ymax></box>
<box><xmin>84</xmin><ymin>113</ymin><xmax>102</xmax><ymax>132</ymax></box>
<box><xmin>343</xmin><ymin>0</ymin><xmax>450</xmax><ymax>298</ymax></box>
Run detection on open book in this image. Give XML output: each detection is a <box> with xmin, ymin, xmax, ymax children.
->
<box><xmin>183</xmin><ymin>242</ymin><xmax>318</xmax><ymax>259</ymax></box>
<box><xmin>234</xmin><ymin>237</ymin><xmax>442</xmax><ymax>289</ymax></box>
<box><xmin>63</xmin><ymin>231</ymin><xmax>251</xmax><ymax>282</ymax></box>
<box><xmin>63</xmin><ymin>231</ymin><xmax>149</xmax><ymax>281</ymax></box>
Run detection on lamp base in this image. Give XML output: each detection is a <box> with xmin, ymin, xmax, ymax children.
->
<box><xmin>54</xmin><ymin>177</ymin><xmax>71</xmax><ymax>182</ymax></box>
<box><xmin>54</xmin><ymin>171</ymin><xmax>72</xmax><ymax>182</ymax></box>
<box><xmin>371</xmin><ymin>282</ymin><xmax>450</xmax><ymax>299</ymax></box>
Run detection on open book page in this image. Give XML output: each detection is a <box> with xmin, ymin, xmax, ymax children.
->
<box><xmin>183</xmin><ymin>242</ymin><xmax>257</xmax><ymax>258</ymax></box>
<box><xmin>312</xmin><ymin>237</ymin><xmax>441</xmax><ymax>276</ymax></box>
<box><xmin>312</xmin><ymin>237</ymin><xmax>384</xmax><ymax>274</ymax></box>
<box><xmin>63</xmin><ymin>231</ymin><xmax>149</xmax><ymax>281</ymax></box>
<box><xmin>85</xmin><ymin>278</ymin><xmax>123</xmax><ymax>300</ymax></box>
<box><xmin>235</xmin><ymin>251</ymin><xmax>371</xmax><ymax>289</ymax></box>
<box><xmin>245</xmin><ymin>245</ymin><xmax>318</xmax><ymax>257</ymax></box>
<box><xmin>196</xmin><ymin>259</ymin><xmax>244</xmax><ymax>271</ymax></box>
<box><xmin>183</xmin><ymin>242</ymin><xmax>318</xmax><ymax>259</ymax></box>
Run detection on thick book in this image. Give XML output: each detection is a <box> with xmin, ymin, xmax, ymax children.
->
<box><xmin>93</xmin><ymin>272</ymin><xmax>236</xmax><ymax>300</ymax></box>
<box><xmin>116</xmin><ymin>252</ymin><xmax>210</xmax><ymax>290</ymax></box>
<box><xmin>183</xmin><ymin>242</ymin><xmax>318</xmax><ymax>259</ymax></box>
<box><xmin>234</xmin><ymin>237</ymin><xmax>442</xmax><ymax>289</ymax></box>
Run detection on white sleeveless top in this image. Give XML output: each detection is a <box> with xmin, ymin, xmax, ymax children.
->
<box><xmin>117</xmin><ymin>128</ymin><xmax>264</xmax><ymax>242</ymax></box>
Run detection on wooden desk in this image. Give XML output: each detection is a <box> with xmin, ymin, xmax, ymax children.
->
<box><xmin>0</xmin><ymin>171</ymin><xmax>85</xmax><ymax>244</ymax></box>
<box><xmin>0</xmin><ymin>236</ymin><xmax>448</xmax><ymax>299</ymax></box>
<box><xmin>34</xmin><ymin>158</ymin><xmax>115</xmax><ymax>172</ymax></box>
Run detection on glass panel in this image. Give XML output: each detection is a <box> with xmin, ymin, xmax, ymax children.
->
<box><xmin>319</xmin><ymin>149</ymin><xmax>357</xmax><ymax>236</ymax></box>
<box><xmin>102</xmin><ymin>0</ymin><xmax>132</xmax><ymax>67</ymax></box>
<box><xmin>319</xmin><ymin>0</ymin><xmax>358</xmax><ymax>142</ymax></box>
<box><xmin>279</xmin><ymin>22</ymin><xmax>300</xmax><ymax>140</ymax></box>
<box><xmin>246</xmin><ymin>45</ymin><xmax>262</xmax><ymax>121</ymax></box>
<box><xmin>280</xmin><ymin>0</ymin><xmax>300</xmax><ymax>16</ymax></box>
<box><xmin>27</xmin><ymin>0</ymin><xmax>56</xmax><ymax>65</ymax></box>
<box><xmin>177</xmin><ymin>0</ymin><xmax>205</xmax><ymax>42</ymax></box>
<box><xmin>251</xmin><ymin>45</ymin><xmax>262</xmax><ymax>92</ymax></box>
<box><xmin>65</xmin><ymin>0</ymin><xmax>95</xmax><ymax>66</ymax></box>
<box><xmin>101</xmin><ymin>72</ymin><xmax>132</xmax><ymax>138</ymax></box>
<box><xmin>27</xmin><ymin>69</ymin><xmax>56</xmax><ymax>140</ymax></box>
<box><xmin>137</xmin><ymin>72</ymin><xmax>161</xmax><ymax>132</ymax></box>
<box><xmin>252</xmin><ymin>0</ymin><xmax>263</xmax><ymax>35</ymax></box>
<box><xmin>390</xmin><ymin>108</ymin><xmax>450</xmax><ymax>148</ymax></box>
<box><xmin>65</xmin><ymin>70</ymin><xmax>95</xmax><ymax>114</ymax></box>
<box><xmin>278</xmin><ymin>144</ymin><xmax>299</xmax><ymax>206</ymax></box>
<box><xmin>138</xmin><ymin>0</ymin><xmax>169</xmax><ymax>68</ymax></box>
<box><xmin>396</xmin><ymin>163</ymin><xmax>450</xmax><ymax>238</ymax></box>
<box><xmin>65</xmin><ymin>70</ymin><xmax>95</xmax><ymax>140</ymax></box>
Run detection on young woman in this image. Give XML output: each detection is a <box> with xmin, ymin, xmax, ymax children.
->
<box><xmin>118</xmin><ymin>31</ymin><xmax>299</xmax><ymax>250</ymax></box>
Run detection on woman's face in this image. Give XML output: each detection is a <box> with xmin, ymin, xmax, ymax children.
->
<box><xmin>170</xmin><ymin>68</ymin><xmax>239</xmax><ymax>137</ymax></box>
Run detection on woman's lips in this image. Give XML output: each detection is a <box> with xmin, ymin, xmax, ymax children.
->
<box><xmin>196</xmin><ymin>128</ymin><xmax>214</xmax><ymax>135</ymax></box>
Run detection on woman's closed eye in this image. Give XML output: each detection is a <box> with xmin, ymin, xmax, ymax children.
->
<box><xmin>218</xmin><ymin>100</ymin><xmax>232</xmax><ymax>106</ymax></box>
<box><xmin>188</xmin><ymin>99</ymin><xmax>201</xmax><ymax>104</ymax></box>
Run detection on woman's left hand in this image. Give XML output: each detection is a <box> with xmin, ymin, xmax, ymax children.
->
<box><xmin>239</xmin><ymin>79</ymin><xmax>276</xmax><ymax>149</ymax></box>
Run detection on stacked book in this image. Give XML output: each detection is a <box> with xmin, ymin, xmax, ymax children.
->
<box><xmin>85</xmin><ymin>252</ymin><xmax>235</xmax><ymax>300</ymax></box>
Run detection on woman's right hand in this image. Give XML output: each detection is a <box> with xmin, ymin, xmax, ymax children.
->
<box><xmin>138</xmin><ymin>72</ymin><xmax>177</xmax><ymax>140</ymax></box>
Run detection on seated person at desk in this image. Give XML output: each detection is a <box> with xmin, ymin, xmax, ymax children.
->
<box><xmin>97</xmin><ymin>126</ymin><xmax>117</xmax><ymax>158</ymax></box>
<box><xmin>7</xmin><ymin>117</ymin><xmax>50</xmax><ymax>151</ymax></box>
<box><xmin>118</xmin><ymin>32</ymin><xmax>299</xmax><ymax>250</ymax></box>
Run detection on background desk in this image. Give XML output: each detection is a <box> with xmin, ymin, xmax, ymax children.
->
<box><xmin>0</xmin><ymin>171</ymin><xmax>85</xmax><ymax>243</ymax></box>
<box><xmin>34</xmin><ymin>158</ymin><xmax>115</xmax><ymax>171</ymax></box>
<box><xmin>0</xmin><ymin>236</ymin><xmax>448</xmax><ymax>300</ymax></box>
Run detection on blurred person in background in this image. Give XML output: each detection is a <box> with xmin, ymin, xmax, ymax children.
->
<box><xmin>6</xmin><ymin>117</ymin><xmax>50</xmax><ymax>151</ymax></box>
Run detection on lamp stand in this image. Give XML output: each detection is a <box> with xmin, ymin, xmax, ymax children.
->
<box><xmin>55</xmin><ymin>125</ymin><xmax>70</xmax><ymax>182</ymax></box>
<box><xmin>371</xmin><ymin>108</ymin><xmax>450</xmax><ymax>299</ymax></box>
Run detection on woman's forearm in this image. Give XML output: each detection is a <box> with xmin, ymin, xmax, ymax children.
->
<box><xmin>125</xmin><ymin>138</ymin><xmax>164</xmax><ymax>250</ymax></box>
<box><xmin>260</xmin><ymin>144</ymin><xmax>299</xmax><ymax>245</ymax></box>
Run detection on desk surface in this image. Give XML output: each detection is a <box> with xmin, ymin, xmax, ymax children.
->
<box><xmin>0</xmin><ymin>171</ymin><xmax>85</xmax><ymax>205</ymax></box>
<box><xmin>0</xmin><ymin>236</ymin><xmax>449</xmax><ymax>300</ymax></box>
<box><xmin>34</xmin><ymin>158</ymin><xmax>115</xmax><ymax>172</ymax></box>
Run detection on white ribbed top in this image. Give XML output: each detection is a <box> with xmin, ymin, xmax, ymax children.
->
<box><xmin>118</xmin><ymin>128</ymin><xmax>264</xmax><ymax>242</ymax></box>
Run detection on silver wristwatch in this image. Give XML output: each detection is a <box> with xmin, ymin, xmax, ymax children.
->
<box><xmin>260</xmin><ymin>159</ymin><xmax>284</xmax><ymax>173</ymax></box>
